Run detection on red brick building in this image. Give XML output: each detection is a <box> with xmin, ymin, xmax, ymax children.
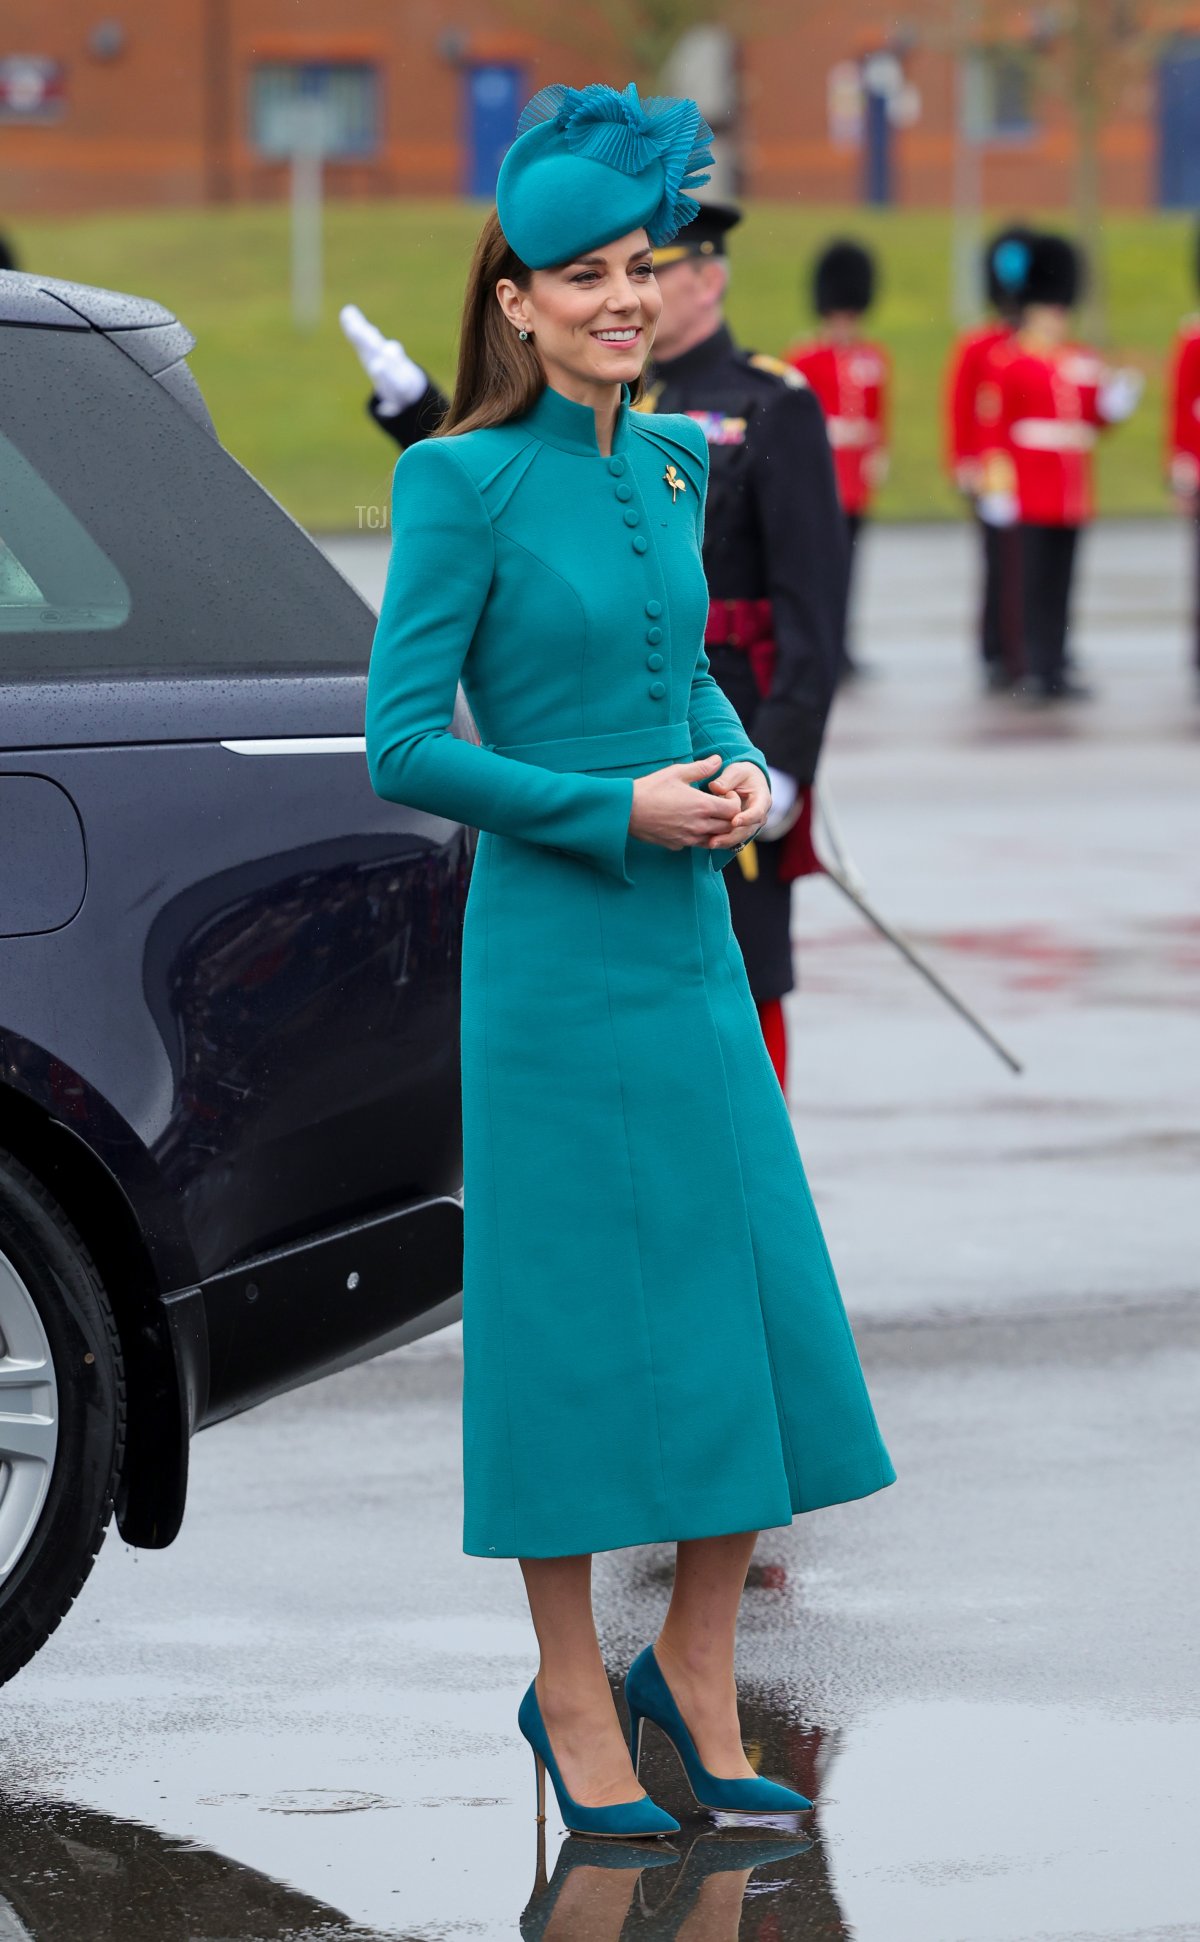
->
<box><xmin>5</xmin><ymin>0</ymin><xmax>1200</xmax><ymax>216</ymax></box>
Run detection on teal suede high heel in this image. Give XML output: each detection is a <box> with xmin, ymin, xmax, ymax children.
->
<box><xmin>625</xmin><ymin>1646</ymin><xmax>813</xmax><ymax>1815</ymax></box>
<box><xmin>518</xmin><ymin>1679</ymin><xmax>681</xmax><ymax>1839</ymax></box>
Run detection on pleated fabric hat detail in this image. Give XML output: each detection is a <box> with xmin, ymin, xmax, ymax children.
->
<box><xmin>496</xmin><ymin>81</ymin><xmax>714</xmax><ymax>271</ymax></box>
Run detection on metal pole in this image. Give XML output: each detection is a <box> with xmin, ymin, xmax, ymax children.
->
<box><xmin>290</xmin><ymin>94</ymin><xmax>324</xmax><ymax>331</ymax></box>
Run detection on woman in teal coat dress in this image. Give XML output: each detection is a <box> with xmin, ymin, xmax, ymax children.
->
<box><xmin>365</xmin><ymin>83</ymin><xmax>894</xmax><ymax>1840</ymax></box>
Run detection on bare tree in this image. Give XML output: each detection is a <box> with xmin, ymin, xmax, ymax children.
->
<box><xmin>974</xmin><ymin>1</ymin><xmax>1191</xmax><ymax>337</ymax></box>
<box><xmin>497</xmin><ymin>0</ymin><xmax>744</xmax><ymax>89</ymax></box>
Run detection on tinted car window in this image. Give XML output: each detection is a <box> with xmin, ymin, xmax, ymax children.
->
<box><xmin>0</xmin><ymin>325</ymin><xmax>375</xmax><ymax>678</ymax></box>
<box><xmin>0</xmin><ymin>430</ymin><xmax>131</xmax><ymax>633</ymax></box>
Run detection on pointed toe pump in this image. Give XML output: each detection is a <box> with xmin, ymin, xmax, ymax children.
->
<box><xmin>518</xmin><ymin>1680</ymin><xmax>681</xmax><ymax>1840</ymax></box>
<box><xmin>625</xmin><ymin>1646</ymin><xmax>813</xmax><ymax>1816</ymax></box>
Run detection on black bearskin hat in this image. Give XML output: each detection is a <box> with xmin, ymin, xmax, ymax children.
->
<box><xmin>1023</xmin><ymin>233</ymin><xmax>1083</xmax><ymax>309</ymax></box>
<box><xmin>812</xmin><ymin>239</ymin><xmax>876</xmax><ymax>317</ymax></box>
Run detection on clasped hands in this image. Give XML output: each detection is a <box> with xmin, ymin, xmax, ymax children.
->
<box><xmin>629</xmin><ymin>754</ymin><xmax>771</xmax><ymax>853</ymax></box>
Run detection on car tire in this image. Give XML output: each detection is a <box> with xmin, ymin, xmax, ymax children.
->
<box><xmin>0</xmin><ymin>1149</ymin><xmax>125</xmax><ymax>1687</ymax></box>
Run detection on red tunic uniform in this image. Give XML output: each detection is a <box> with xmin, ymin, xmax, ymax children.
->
<box><xmin>944</xmin><ymin>321</ymin><xmax>1011</xmax><ymax>489</ymax></box>
<box><xmin>978</xmin><ymin>336</ymin><xmax>1108</xmax><ymax>527</ymax></box>
<box><xmin>1166</xmin><ymin>319</ymin><xmax>1200</xmax><ymax>497</ymax></box>
<box><xmin>784</xmin><ymin>338</ymin><xmax>889</xmax><ymax>515</ymax></box>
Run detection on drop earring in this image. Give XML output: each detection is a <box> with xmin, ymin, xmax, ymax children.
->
<box><xmin>518</xmin><ymin>328</ymin><xmax>530</xmax><ymax>341</ymax></box>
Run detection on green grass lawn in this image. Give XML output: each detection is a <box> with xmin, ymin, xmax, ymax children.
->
<box><xmin>15</xmin><ymin>199</ymin><xmax>1200</xmax><ymax>530</ymax></box>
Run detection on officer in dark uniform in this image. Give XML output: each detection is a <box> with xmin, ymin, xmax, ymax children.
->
<box><xmin>639</xmin><ymin>201</ymin><xmax>847</xmax><ymax>1085</ymax></box>
<box><xmin>342</xmin><ymin>202</ymin><xmax>846</xmax><ymax>1089</ymax></box>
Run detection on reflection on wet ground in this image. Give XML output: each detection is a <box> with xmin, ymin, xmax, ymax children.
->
<box><xmin>0</xmin><ymin>1789</ymin><xmax>843</xmax><ymax>1942</ymax></box>
<box><xmin>0</xmin><ymin>1791</ymin><xmax>380</xmax><ymax>1941</ymax></box>
<box><xmin>521</xmin><ymin>1827</ymin><xmax>831</xmax><ymax>1941</ymax></box>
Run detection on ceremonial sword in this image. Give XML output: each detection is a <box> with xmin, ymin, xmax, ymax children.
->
<box><xmin>736</xmin><ymin>785</ymin><xmax>1023</xmax><ymax>1076</ymax></box>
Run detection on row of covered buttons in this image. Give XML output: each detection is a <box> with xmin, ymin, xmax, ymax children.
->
<box><xmin>610</xmin><ymin>467</ymin><xmax>667</xmax><ymax>695</ymax></box>
<box><xmin>608</xmin><ymin>456</ymin><xmax>649</xmax><ymax>554</ymax></box>
<box><xmin>641</xmin><ymin>588</ymin><xmax>666</xmax><ymax>693</ymax></box>
<box><xmin>644</xmin><ymin>597</ymin><xmax>664</xmax><ymax>692</ymax></box>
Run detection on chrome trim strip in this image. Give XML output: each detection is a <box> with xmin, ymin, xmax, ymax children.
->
<box><xmin>220</xmin><ymin>736</ymin><xmax>367</xmax><ymax>755</ymax></box>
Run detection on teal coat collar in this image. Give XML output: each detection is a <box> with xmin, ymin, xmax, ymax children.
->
<box><xmin>517</xmin><ymin>382</ymin><xmax>632</xmax><ymax>457</ymax></box>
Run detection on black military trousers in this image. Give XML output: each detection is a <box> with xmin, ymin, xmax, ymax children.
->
<box><xmin>979</xmin><ymin>518</ymin><xmax>1024</xmax><ymax>678</ymax></box>
<box><xmin>1192</xmin><ymin>512</ymin><xmax>1200</xmax><ymax>672</ymax></box>
<box><xmin>724</xmin><ymin>842</ymin><xmax>795</xmax><ymax>1005</ymax></box>
<box><xmin>1020</xmin><ymin>523</ymin><xmax>1080</xmax><ymax>693</ymax></box>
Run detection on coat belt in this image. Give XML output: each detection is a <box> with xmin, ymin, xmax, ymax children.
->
<box><xmin>490</xmin><ymin>721</ymin><xmax>694</xmax><ymax>774</ymax></box>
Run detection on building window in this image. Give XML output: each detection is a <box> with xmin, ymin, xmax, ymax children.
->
<box><xmin>250</xmin><ymin>64</ymin><xmax>378</xmax><ymax>159</ymax></box>
<box><xmin>968</xmin><ymin>48</ymin><xmax>1035</xmax><ymax>139</ymax></box>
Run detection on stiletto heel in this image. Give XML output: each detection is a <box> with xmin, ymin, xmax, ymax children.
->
<box><xmin>517</xmin><ymin>1678</ymin><xmax>680</xmax><ymax>1839</ymax></box>
<box><xmin>624</xmin><ymin>1646</ymin><xmax>813</xmax><ymax>1815</ymax></box>
<box><xmin>630</xmin><ymin>1710</ymin><xmax>644</xmax><ymax>1776</ymax></box>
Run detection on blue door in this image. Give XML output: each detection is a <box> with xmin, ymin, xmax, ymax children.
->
<box><xmin>863</xmin><ymin>84</ymin><xmax>892</xmax><ymax>206</ymax></box>
<box><xmin>1160</xmin><ymin>40</ymin><xmax>1200</xmax><ymax>208</ymax></box>
<box><xmin>465</xmin><ymin>64</ymin><xmax>522</xmax><ymax>198</ymax></box>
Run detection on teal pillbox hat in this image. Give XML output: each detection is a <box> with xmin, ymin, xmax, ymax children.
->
<box><xmin>496</xmin><ymin>82</ymin><xmax>714</xmax><ymax>270</ymax></box>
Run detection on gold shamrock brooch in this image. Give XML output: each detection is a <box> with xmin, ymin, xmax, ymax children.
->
<box><xmin>663</xmin><ymin>464</ymin><xmax>686</xmax><ymax>502</ymax></box>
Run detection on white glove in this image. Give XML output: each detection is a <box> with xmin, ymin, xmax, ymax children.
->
<box><xmin>954</xmin><ymin>460</ymin><xmax>982</xmax><ymax>498</ymax></box>
<box><xmin>1098</xmin><ymin>368</ymin><xmax>1143</xmax><ymax>424</ymax></box>
<box><xmin>1169</xmin><ymin>452</ymin><xmax>1200</xmax><ymax>497</ymax></box>
<box><xmin>339</xmin><ymin>303</ymin><xmax>428</xmax><ymax>415</ymax></box>
<box><xmin>758</xmin><ymin>767</ymin><xmax>799</xmax><ymax>841</ymax></box>
<box><xmin>978</xmin><ymin>490</ymin><xmax>1018</xmax><ymax>528</ymax></box>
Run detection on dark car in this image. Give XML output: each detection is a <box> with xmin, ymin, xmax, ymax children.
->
<box><xmin>0</xmin><ymin>272</ymin><xmax>470</xmax><ymax>1685</ymax></box>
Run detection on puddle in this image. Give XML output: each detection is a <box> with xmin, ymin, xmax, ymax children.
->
<box><xmin>5</xmin><ymin>1700</ymin><xmax>1195</xmax><ymax>1938</ymax></box>
<box><xmin>0</xmin><ymin>1789</ymin><xmax>836</xmax><ymax>1940</ymax></box>
<box><xmin>819</xmin><ymin>1700</ymin><xmax>1200</xmax><ymax>1941</ymax></box>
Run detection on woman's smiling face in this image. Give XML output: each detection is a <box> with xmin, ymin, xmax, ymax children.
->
<box><xmin>496</xmin><ymin>229</ymin><xmax>662</xmax><ymax>402</ymax></box>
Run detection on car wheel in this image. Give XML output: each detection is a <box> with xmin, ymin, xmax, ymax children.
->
<box><xmin>0</xmin><ymin>1150</ymin><xmax>125</xmax><ymax>1687</ymax></box>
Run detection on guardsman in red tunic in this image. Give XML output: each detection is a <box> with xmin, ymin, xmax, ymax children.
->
<box><xmin>1165</xmin><ymin>225</ymin><xmax>1200</xmax><ymax>688</ymax></box>
<box><xmin>785</xmin><ymin>241</ymin><xmax>888</xmax><ymax>682</ymax></box>
<box><xmin>976</xmin><ymin>234</ymin><xmax>1141</xmax><ymax>701</ymax></box>
<box><xmin>943</xmin><ymin>227</ymin><xmax>1036</xmax><ymax>691</ymax></box>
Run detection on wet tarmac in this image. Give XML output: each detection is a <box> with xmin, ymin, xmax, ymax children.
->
<box><xmin>2</xmin><ymin>521</ymin><xmax>1197</xmax><ymax>1940</ymax></box>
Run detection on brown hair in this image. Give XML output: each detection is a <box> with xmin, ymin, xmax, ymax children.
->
<box><xmin>439</xmin><ymin>207</ymin><xmax>644</xmax><ymax>437</ymax></box>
